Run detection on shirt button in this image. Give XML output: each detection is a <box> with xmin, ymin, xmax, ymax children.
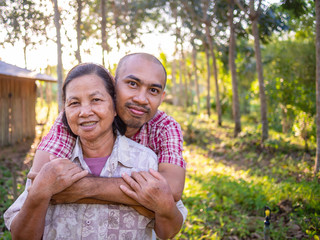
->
<box><xmin>86</xmin><ymin>220</ymin><xmax>91</xmax><ymax>225</ymax></box>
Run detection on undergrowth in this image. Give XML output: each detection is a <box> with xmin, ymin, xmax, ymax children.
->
<box><xmin>160</xmin><ymin>104</ymin><xmax>320</xmax><ymax>239</ymax></box>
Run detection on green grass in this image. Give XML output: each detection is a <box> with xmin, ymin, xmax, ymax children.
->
<box><xmin>160</xmin><ymin>104</ymin><xmax>320</xmax><ymax>239</ymax></box>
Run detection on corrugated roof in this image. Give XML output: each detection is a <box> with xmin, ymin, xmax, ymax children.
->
<box><xmin>0</xmin><ymin>60</ymin><xmax>56</xmax><ymax>82</ymax></box>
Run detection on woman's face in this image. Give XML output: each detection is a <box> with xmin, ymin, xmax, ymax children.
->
<box><xmin>64</xmin><ymin>74</ymin><xmax>116</xmax><ymax>141</ymax></box>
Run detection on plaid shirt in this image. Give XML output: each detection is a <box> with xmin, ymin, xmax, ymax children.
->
<box><xmin>37</xmin><ymin>110</ymin><xmax>186</xmax><ymax>169</ymax></box>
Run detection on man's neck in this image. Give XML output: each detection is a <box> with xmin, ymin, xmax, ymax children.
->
<box><xmin>125</xmin><ymin>127</ymin><xmax>139</xmax><ymax>138</ymax></box>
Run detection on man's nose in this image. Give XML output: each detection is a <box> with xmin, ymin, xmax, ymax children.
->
<box><xmin>132</xmin><ymin>90</ymin><xmax>148</xmax><ymax>104</ymax></box>
<box><xmin>79</xmin><ymin>104</ymin><xmax>93</xmax><ymax>117</ymax></box>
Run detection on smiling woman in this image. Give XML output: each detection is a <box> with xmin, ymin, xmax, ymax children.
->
<box><xmin>63</xmin><ymin>73</ymin><xmax>116</xmax><ymax>153</ymax></box>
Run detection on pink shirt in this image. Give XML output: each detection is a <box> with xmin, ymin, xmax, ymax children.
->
<box><xmin>84</xmin><ymin>156</ymin><xmax>109</xmax><ymax>176</ymax></box>
<box><xmin>37</xmin><ymin>110</ymin><xmax>186</xmax><ymax>168</ymax></box>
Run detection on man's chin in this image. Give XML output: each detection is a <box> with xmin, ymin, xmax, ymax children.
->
<box><xmin>124</xmin><ymin>121</ymin><xmax>144</xmax><ymax>129</ymax></box>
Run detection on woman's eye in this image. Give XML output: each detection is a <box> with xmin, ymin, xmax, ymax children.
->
<box><xmin>93</xmin><ymin>98</ymin><xmax>101</xmax><ymax>102</ymax></box>
<box><xmin>69</xmin><ymin>101</ymin><xmax>79</xmax><ymax>106</ymax></box>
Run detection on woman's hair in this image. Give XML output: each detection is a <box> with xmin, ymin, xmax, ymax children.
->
<box><xmin>62</xmin><ymin>63</ymin><xmax>126</xmax><ymax>136</ymax></box>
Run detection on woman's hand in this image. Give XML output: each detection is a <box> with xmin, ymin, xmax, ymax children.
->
<box><xmin>28</xmin><ymin>158</ymin><xmax>88</xmax><ymax>200</ymax></box>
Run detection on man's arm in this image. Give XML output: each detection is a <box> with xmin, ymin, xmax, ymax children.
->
<box><xmin>159</xmin><ymin>163</ymin><xmax>185</xmax><ymax>202</ymax></box>
<box><xmin>120</xmin><ymin>169</ymin><xmax>184</xmax><ymax>239</ymax></box>
<box><xmin>33</xmin><ymin>150</ymin><xmax>140</xmax><ymax>205</ymax></box>
<box><xmin>31</xmin><ymin>150</ymin><xmax>155</xmax><ymax>218</ymax></box>
<box><xmin>35</xmin><ymin>150</ymin><xmax>185</xmax><ymax>208</ymax></box>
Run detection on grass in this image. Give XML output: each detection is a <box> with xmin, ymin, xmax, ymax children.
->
<box><xmin>160</xmin><ymin>104</ymin><xmax>320</xmax><ymax>239</ymax></box>
<box><xmin>1</xmin><ymin>103</ymin><xmax>319</xmax><ymax>239</ymax></box>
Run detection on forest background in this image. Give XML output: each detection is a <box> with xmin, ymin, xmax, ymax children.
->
<box><xmin>0</xmin><ymin>0</ymin><xmax>320</xmax><ymax>239</ymax></box>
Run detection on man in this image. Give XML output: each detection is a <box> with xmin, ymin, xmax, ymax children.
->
<box><xmin>31</xmin><ymin>53</ymin><xmax>186</xmax><ymax>221</ymax></box>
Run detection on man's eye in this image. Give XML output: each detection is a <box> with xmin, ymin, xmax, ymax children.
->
<box><xmin>150</xmin><ymin>88</ymin><xmax>159</xmax><ymax>94</ymax></box>
<box><xmin>128</xmin><ymin>81</ymin><xmax>137</xmax><ymax>87</ymax></box>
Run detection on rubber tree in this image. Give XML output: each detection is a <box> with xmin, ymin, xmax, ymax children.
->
<box><xmin>236</xmin><ymin>0</ymin><xmax>268</xmax><ymax>142</ymax></box>
<box><xmin>228</xmin><ymin>0</ymin><xmax>242</xmax><ymax>136</ymax></box>
<box><xmin>315</xmin><ymin>0</ymin><xmax>320</xmax><ymax>176</ymax></box>
<box><xmin>53</xmin><ymin>0</ymin><xmax>64</xmax><ymax>112</ymax></box>
<box><xmin>181</xmin><ymin>0</ymin><xmax>222</xmax><ymax>124</ymax></box>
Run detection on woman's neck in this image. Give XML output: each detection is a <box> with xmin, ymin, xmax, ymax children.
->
<box><xmin>80</xmin><ymin>132</ymin><xmax>115</xmax><ymax>158</ymax></box>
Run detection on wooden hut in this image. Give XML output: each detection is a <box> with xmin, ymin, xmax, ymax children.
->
<box><xmin>0</xmin><ymin>61</ymin><xmax>56</xmax><ymax>147</ymax></box>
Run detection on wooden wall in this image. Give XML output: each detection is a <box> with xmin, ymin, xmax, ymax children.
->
<box><xmin>0</xmin><ymin>75</ymin><xmax>36</xmax><ymax>147</ymax></box>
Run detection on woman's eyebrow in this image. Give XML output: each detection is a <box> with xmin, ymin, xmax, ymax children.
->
<box><xmin>89</xmin><ymin>91</ymin><xmax>104</xmax><ymax>97</ymax></box>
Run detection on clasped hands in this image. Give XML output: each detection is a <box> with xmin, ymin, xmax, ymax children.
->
<box><xmin>27</xmin><ymin>156</ymin><xmax>176</xmax><ymax>219</ymax></box>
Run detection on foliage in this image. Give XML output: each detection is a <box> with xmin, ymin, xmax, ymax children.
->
<box><xmin>264</xmin><ymin>38</ymin><xmax>316</xmax><ymax>134</ymax></box>
<box><xmin>161</xmin><ymin>103</ymin><xmax>320</xmax><ymax>239</ymax></box>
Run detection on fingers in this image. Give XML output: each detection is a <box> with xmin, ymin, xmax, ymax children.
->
<box><xmin>72</xmin><ymin>169</ymin><xmax>88</xmax><ymax>181</ymax></box>
<box><xmin>131</xmin><ymin>171</ymin><xmax>147</xmax><ymax>182</ymax></box>
<box><xmin>119</xmin><ymin>183</ymin><xmax>138</xmax><ymax>201</ymax></box>
<box><xmin>149</xmin><ymin>168</ymin><xmax>165</xmax><ymax>181</ymax></box>
<box><xmin>122</xmin><ymin>173</ymin><xmax>141</xmax><ymax>191</ymax></box>
<box><xmin>27</xmin><ymin>171</ymin><xmax>38</xmax><ymax>180</ymax></box>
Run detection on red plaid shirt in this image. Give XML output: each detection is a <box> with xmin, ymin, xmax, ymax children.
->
<box><xmin>37</xmin><ymin>110</ymin><xmax>186</xmax><ymax>169</ymax></box>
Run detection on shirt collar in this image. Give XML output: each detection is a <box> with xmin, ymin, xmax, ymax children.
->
<box><xmin>113</xmin><ymin>134</ymin><xmax>136</xmax><ymax>168</ymax></box>
<box><xmin>70</xmin><ymin>133</ymin><xmax>136</xmax><ymax>173</ymax></box>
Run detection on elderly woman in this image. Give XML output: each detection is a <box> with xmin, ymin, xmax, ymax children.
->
<box><xmin>4</xmin><ymin>63</ymin><xmax>186</xmax><ymax>239</ymax></box>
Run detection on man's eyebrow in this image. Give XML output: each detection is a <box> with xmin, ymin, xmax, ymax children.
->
<box><xmin>150</xmin><ymin>83</ymin><xmax>163</xmax><ymax>90</ymax></box>
<box><xmin>126</xmin><ymin>74</ymin><xmax>141</xmax><ymax>82</ymax></box>
<box><xmin>126</xmin><ymin>74</ymin><xmax>163</xmax><ymax>90</ymax></box>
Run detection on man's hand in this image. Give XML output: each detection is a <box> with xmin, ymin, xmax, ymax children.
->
<box><xmin>120</xmin><ymin>169</ymin><xmax>176</xmax><ymax>217</ymax></box>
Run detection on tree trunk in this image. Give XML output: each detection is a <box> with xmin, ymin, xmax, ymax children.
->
<box><xmin>100</xmin><ymin>0</ymin><xmax>107</xmax><ymax>66</ymax></box>
<box><xmin>23</xmin><ymin>42</ymin><xmax>27</xmax><ymax>69</ymax></box>
<box><xmin>204</xmin><ymin>42</ymin><xmax>211</xmax><ymax>117</ymax></box>
<box><xmin>76</xmin><ymin>0</ymin><xmax>82</xmax><ymax>64</ymax></box>
<box><xmin>171</xmin><ymin>58</ymin><xmax>178</xmax><ymax>106</ymax></box>
<box><xmin>181</xmin><ymin>47</ymin><xmax>189</xmax><ymax>108</ymax></box>
<box><xmin>228</xmin><ymin>0</ymin><xmax>241</xmax><ymax>136</ymax></box>
<box><xmin>178</xmin><ymin>52</ymin><xmax>184</xmax><ymax>107</ymax></box>
<box><xmin>252</xmin><ymin>16</ymin><xmax>268</xmax><ymax>142</ymax></box>
<box><xmin>53</xmin><ymin>0</ymin><xmax>64</xmax><ymax>112</ymax></box>
<box><xmin>192</xmin><ymin>45</ymin><xmax>200</xmax><ymax>113</ymax></box>
<box><xmin>315</xmin><ymin>0</ymin><xmax>320</xmax><ymax>176</ymax></box>
<box><xmin>205</xmin><ymin>24</ymin><xmax>222</xmax><ymax>124</ymax></box>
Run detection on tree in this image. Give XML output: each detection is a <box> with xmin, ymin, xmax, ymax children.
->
<box><xmin>181</xmin><ymin>0</ymin><xmax>222</xmax><ymax>123</ymax></box>
<box><xmin>315</xmin><ymin>0</ymin><xmax>320</xmax><ymax>176</ymax></box>
<box><xmin>0</xmin><ymin>0</ymin><xmax>49</xmax><ymax>69</ymax></box>
<box><xmin>236</xmin><ymin>0</ymin><xmax>268</xmax><ymax>142</ymax></box>
<box><xmin>228</xmin><ymin>0</ymin><xmax>241</xmax><ymax>136</ymax></box>
<box><xmin>75</xmin><ymin>0</ymin><xmax>82</xmax><ymax>63</ymax></box>
<box><xmin>53</xmin><ymin>0</ymin><xmax>64</xmax><ymax>112</ymax></box>
<box><xmin>191</xmin><ymin>37</ymin><xmax>201</xmax><ymax>113</ymax></box>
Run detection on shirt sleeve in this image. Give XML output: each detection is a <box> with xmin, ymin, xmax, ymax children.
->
<box><xmin>176</xmin><ymin>200</ymin><xmax>188</xmax><ymax>224</ymax></box>
<box><xmin>37</xmin><ymin>112</ymin><xmax>76</xmax><ymax>159</ymax></box>
<box><xmin>157</xmin><ymin>120</ymin><xmax>186</xmax><ymax>169</ymax></box>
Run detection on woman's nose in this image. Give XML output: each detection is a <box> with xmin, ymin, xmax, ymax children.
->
<box><xmin>79</xmin><ymin>104</ymin><xmax>93</xmax><ymax>117</ymax></box>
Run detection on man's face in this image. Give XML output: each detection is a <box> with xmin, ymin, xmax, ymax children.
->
<box><xmin>115</xmin><ymin>55</ymin><xmax>166</xmax><ymax>133</ymax></box>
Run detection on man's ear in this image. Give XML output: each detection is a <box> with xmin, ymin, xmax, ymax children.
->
<box><xmin>160</xmin><ymin>91</ymin><xmax>166</xmax><ymax>104</ymax></box>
